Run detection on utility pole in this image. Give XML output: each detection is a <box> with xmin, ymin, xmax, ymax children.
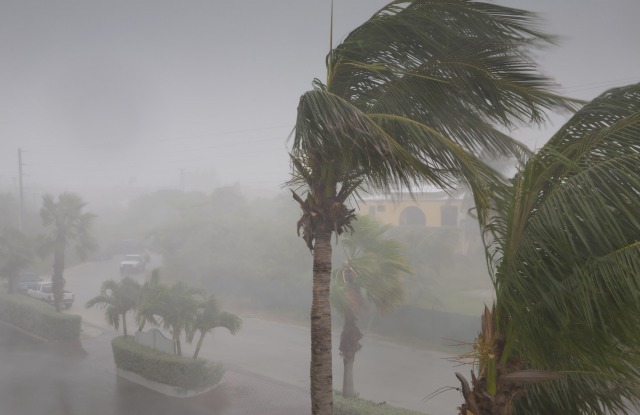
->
<box><xmin>17</xmin><ymin>148</ymin><xmax>24</xmax><ymax>231</ymax></box>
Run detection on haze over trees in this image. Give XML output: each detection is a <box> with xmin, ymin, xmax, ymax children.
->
<box><xmin>288</xmin><ymin>1</ymin><xmax>578</xmax><ymax>413</ymax></box>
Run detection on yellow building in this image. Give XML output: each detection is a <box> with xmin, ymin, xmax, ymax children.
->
<box><xmin>358</xmin><ymin>191</ymin><xmax>466</xmax><ymax>228</ymax></box>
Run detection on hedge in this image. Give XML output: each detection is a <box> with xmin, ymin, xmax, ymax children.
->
<box><xmin>0</xmin><ymin>292</ymin><xmax>81</xmax><ymax>340</ymax></box>
<box><xmin>111</xmin><ymin>336</ymin><xmax>223</xmax><ymax>390</ymax></box>
<box><xmin>334</xmin><ymin>394</ymin><xmax>428</xmax><ymax>415</ymax></box>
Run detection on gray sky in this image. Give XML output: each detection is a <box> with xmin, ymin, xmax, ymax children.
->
<box><xmin>1</xmin><ymin>0</ymin><xmax>639</xmax><ymax>196</ymax></box>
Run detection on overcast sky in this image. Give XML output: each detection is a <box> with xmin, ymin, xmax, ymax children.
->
<box><xmin>1</xmin><ymin>0</ymin><xmax>639</xmax><ymax>197</ymax></box>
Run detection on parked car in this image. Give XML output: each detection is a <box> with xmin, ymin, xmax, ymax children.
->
<box><xmin>120</xmin><ymin>254</ymin><xmax>146</xmax><ymax>275</ymax></box>
<box><xmin>4</xmin><ymin>272</ymin><xmax>43</xmax><ymax>293</ymax></box>
<box><xmin>27</xmin><ymin>281</ymin><xmax>74</xmax><ymax>309</ymax></box>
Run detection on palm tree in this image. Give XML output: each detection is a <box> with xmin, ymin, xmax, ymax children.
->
<box><xmin>288</xmin><ymin>1</ymin><xmax>579</xmax><ymax>413</ymax></box>
<box><xmin>39</xmin><ymin>192</ymin><xmax>96</xmax><ymax>311</ymax></box>
<box><xmin>85</xmin><ymin>277</ymin><xmax>141</xmax><ymax>337</ymax></box>
<box><xmin>186</xmin><ymin>294</ymin><xmax>242</xmax><ymax>360</ymax></box>
<box><xmin>135</xmin><ymin>268</ymin><xmax>163</xmax><ymax>332</ymax></box>
<box><xmin>331</xmin><ymin>215</ymin><xmax>411</xmax><ymax>398</ymax></box>
<box><xmin>0</xmin><ymin>226</ymin><xmax>32</xmax><ymax>294</ymax></box>
<box><xmin>455</xmin><ymin>82</ymin><xmax>640</xmax><ymax>415</ymax></box>
<box><xmin>136</xmin><ymin>273</ymin><xmax>198</xmax><ymax>356</ymax></box>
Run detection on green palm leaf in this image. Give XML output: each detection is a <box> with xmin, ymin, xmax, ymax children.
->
<box><xmin>483</xmin><ymin>83</ymin><xmax>640</xmax><ymax>414</ymax></box>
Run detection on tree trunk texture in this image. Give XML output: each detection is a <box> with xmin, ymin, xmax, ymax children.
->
<box><xmin>122</xmin><ymin>313</ymin><xmax>128</xmax><ymax>337</ymax></box>
<box><xmin>310</xmin><ymin>230</ymin><xmax>334</xmax><ymax>415</ymax></box>
<box><xmin>339</xmin><ymin>283</ymin><xmax>363</xmax><ymax>398</ymax></box>
<box><xmin>194</xmin><ymin>333</ymin><xmax>205</xmax><ymax>359</ymax></box>
<box><xmin>52</xmin><ymin>240</ymin><xmax>66</xmax><ymax>312</ymax></box>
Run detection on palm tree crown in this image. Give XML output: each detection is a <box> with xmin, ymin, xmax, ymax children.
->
<box><xmin>461</xmin><ymin>83</ymin><xmax>640</xmax><ymax>415</ymax></box>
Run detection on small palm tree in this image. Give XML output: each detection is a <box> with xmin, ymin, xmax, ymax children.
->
<box><xmin>39</xmin><ymin>192</ymin><xmax>96</xmax><ymax>311</ymax></box>
<box><xmin>86</xmin><ymin>277</ymin><xmax>141</xmax><ymax>337</ymax></box>
<box><xmin>289</xmin><ymin>2</ymin><xmax>579</xmax><ymax>412</ymax></box>
<box><xmin>456</xmin><ymin>83</ymin><xmax>640</xmax><ymax>415</ymax></box>
<box><xmin>0</xmin><ymin>226</ymin><xmax>32</xmax><ymax>294</ymax></box>
<box><xmin>136</xmin><ymin>271</ymin><xmax>198</xmax><ymax>356</ymax></box>
<box><xmin>186</xmin><ymin>294</ymin><xmax>242</xmax><ymax>359</ymax></box>
<box><xmin>332</xmin><ymin>215</ymin><xmax>411</xmax><ymax>398</ymax></box>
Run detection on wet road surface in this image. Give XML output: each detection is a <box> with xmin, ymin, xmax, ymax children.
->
<box><xmin>0</xmin><ymin>322</ymin><xmax>311</xmax><ymax>415</ymax></box>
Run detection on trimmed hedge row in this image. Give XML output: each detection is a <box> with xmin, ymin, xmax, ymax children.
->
<box><xmin>111</xmin><ymin>336</ymin><xmax>223</xmax><ymax>390</ymax></box>
<box><xmin>334</xmin><ymin>394</ymin><xmax>428</xmax><ymax>415</ymax></box>
<box><xmin>0</xmin><ymin>292</ymin><xmax>81</xmax><ymax>340</ymax></box>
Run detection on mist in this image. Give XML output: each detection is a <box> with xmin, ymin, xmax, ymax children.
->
<box><xmin>1</xmin><ymin>1</ymin><xmax>639</xmax><ymax>415</ymax></box>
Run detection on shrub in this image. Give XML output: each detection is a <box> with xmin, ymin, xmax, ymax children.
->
<box><xmin>111</xmin><ymin>336</ymin><xmax>223</xmax><ymax>390</ymax></box>
<box><xmin>0</xmin><ymin>292</ymin><xmax>81</xmax><ymax>340</ymax></box>
<box><xmin>334</xmin><ymin>394</ymin><xmax>428</xmax><ymax>415</ymax></box>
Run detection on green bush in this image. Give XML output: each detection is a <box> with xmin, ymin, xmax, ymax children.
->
<box><xmin>0</xmin><ymin>293</ymin><xmax>81</xmax><ymax>340</ymax></box>
<box><xmin>111</xmin><ymin>336</ymin><xmax>223</xmax><ymax>390</ymax></box>
<box><xmin>334</xmin><ymin>394</ymin><xmax>427</xmax><ymax>415</ymax></box>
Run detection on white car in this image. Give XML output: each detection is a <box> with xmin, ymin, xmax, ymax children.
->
<box><xmin>120</xmin><ymin>254</ymin><xmax>146</xmax><ymax>275</ymax></box>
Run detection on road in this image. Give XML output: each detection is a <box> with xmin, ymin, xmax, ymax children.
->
<box><xmin>64</xmin><ymin>256</ymin><xmax>465</xmax><ymax>415</ymax></box>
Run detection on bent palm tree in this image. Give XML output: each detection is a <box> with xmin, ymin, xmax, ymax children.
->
<box><xmin>39</xmin><ymin>193</ymin><xmax>96</xmax><ymax>311</ymax></box>
<box><xmin>456</xmin><ymin>83</ymin><xmax>640</xmax><ymax>415</ymax></box>
<box><xmin>288</xmin><ymin>1</ymin><xmax>579</xmax><ymax>413</ymax></box>
<box><xmin>86</xmin><ymin>277</ymin><xmax>141</xmax><ymax>337</ymax></box>
<box><xmin>186</xmin><ymin>294</ymin><xmax>242</xmax><ymax>360</ymax></box>
<box><xmin>332</xmin><ymin>215</ymin><xmax>411</xmax><ymax>398</ymax></box>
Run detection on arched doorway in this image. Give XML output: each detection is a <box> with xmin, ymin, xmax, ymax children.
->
<box><xmin>399</xmin><ymin>206</ymin><xmax>426</xmax><ymax>226</ymax></box>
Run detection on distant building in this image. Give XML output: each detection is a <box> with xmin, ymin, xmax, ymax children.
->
<box><xmin>358</xmin><ymin>191</ymin><xmax>466</xmax><ymax>228</ymax></box>
<box><xmin>357</xmin><ymin>191</ymin><xmax>482</xmax><ymax>255</ymax></box>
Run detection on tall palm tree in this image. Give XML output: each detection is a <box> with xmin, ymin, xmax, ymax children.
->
<box><xmin>85</xmin><ymin>277</ymin><xmax>141</xmax><ymax>337</ymax></box>
<box><xmin>0</xmin><ymin>226</ymin><xmax>32</xmax><ymax>294</ymax></box>
<box><xmin>331</xmin><ymin>215</ymin><xmax>411</xmax><ymax>398</ymax></box>
<box><xmin>288</xmin><ymin>1</ymin><xmax>579</xmax><ymax>413</ymax></box>
<box><xmin>456</xmin><ymin>83</ymin><xmax>640</xmax><ymax>415</ymax></box>
<box><xmin>186</xmin><ymin>294</ymin><xmax>242</xmax><ymax>360</ymax></box>
<box><xmin>39</xmin><ymin>192</ymin><xmax>96</xmax><ymax>311</ymax></box>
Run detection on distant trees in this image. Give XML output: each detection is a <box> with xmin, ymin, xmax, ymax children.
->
<box><xmin>0</xmin><ymin>226</ymin><xmax>33</xmax><ymax>293</ymax></box>
<box><xmin>332</xmin><ymin>215</ymin><xmax>411</xmax><ymax>398</ymax></box>
<box><xmin>457</xmin><ymin>83</ymin><xmax>640</xmax><ymax>415</ymax></box>
<box><xmin>39</xmin><ymin>193</ymin><xmax>96</xmax><ymax>311</ymax></box>
<box><xmin>288</xmin><ymin>1</ymin><xmax>577</xmax><ymax>413</ymax></box>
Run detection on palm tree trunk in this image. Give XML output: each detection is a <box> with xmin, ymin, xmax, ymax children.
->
<box><xmin>310</xmin><ymin>229</ymin><xmax>334</xmax><ymax>415</ymax></box>
<box><xmin>52</xmin><ymin>239</ymin><xmax>66</xmax><ymax>312</ymax></box>
<box><xmin>122</xmin><ymin>313</ymin><xmax>128</xmax><ymax>337</ymax></box>
<box><xmin>193</xmin><ymin>332</ymin><xmax>205</xmax><ymax>359</ymax></box>
<box><xmin>174</xmin><ymin>330</ymin><xmax>182</xmax><ymax>356</ymax></box>
<box><xmin>340</xmin><ymin>305</ymin><xmax>362</xmax><ymax>398</ymax></box>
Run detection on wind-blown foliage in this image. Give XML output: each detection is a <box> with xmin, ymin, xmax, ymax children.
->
<box><xmin>459</xmin><ymin>83</ymin><xmax>640</xmax><ymax>415</ymax></box>
<box><xmin>332</xmin><ymin>215</ymin><xmax>411</xmax><ymax>398</ymax></box>
<box><xmin>136</xmin><ymin>276</ymin><xmax>199</xmax><ymax>357</ymax></box>
<box><xmin>186</xmin><ymin>294</ymin><xmax>242</xmax><ymax>360</ymax></box>
<box><xmin>39</xmin><ymin>193</ymin><xmax>96</xmax><ymax>311</ymax></box>
<box><xmin>86</xmin><ymin>277</ymin><xmax>141</xmax><ymax>337</ymax></box>
<box><xmin>289</xmin><ymin>1</ymin><xmax>578</xmax><ymax>414</ymax></box>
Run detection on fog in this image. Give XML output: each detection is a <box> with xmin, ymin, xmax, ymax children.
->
<box><xmin>1</xmin><ymin>0</ymin><xmax>639</xmax><ymax>195</ymax></box>
<box><xmin>1</xmin><ymin>1</ymin><xmax>640</xmax><ymax>414</ymax></box>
